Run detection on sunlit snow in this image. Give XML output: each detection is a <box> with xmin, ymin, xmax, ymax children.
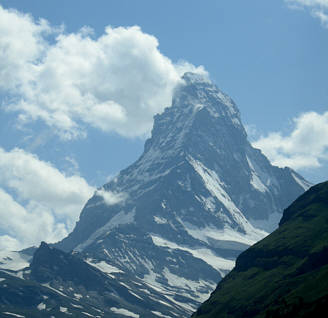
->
<box><xmin>0</xmin><ymin>251</ymin><xmax>30</xmax><ymax>271</ymax></box>
<box><xmin>110</xmin><ymin>307</ymin><xmax>139</xmax><ymax>317</ymax></box>
<box><xmin>292</xmin><ymin>172</ymin><xmax>312</xmax><ymax>191</ymax></box>
<box><xmin>85</xmin><ymin>259</ymin><xmax>122</xmax><ymax>276</ymax></box>
<box><xmin>37</xmin><ymin>303</ymin><xmax>46</xmax><ymax>310</ymax></box>
<box><xmin>75</xmin><ymin>209</ymin><xmax>136</xmax><ymax>252</ymax></box>
<box><xmin>188</xmin><ymin>156</ymin><xmax>268</xmax><ymax>242</ymax></box>
<box><xmin>150</xmin><ymin>235</ymin><xmax>235</xmax><ymax>273</ymax></box>
<box><xmin>2</xmin><ymin>313</ymin><xmax>25</xmax><ymax>318</ymax></box>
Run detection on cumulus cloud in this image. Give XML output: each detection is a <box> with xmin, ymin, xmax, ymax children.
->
<box><xmin>0</xmin><ymin>6</ymin><xmax>51</xmax><ymax>91</ymax></box>
<box><xmin>285</xmin><ymin>0</ymin><xmax>328</xmax><ymax>27</ymax></box>
<box><xmin>0</xmin><ymin>188</ymin><xmax>67</xmax><ymax>250</ymax></box>
<box><xmin>253</xmin><ymin>112</ymin><xmax>328</xmax><ymax>170</ymax></box>
<box><xmin>0</xmin><ymin>147</ymin><xmax>124</xmax><ymax>250</ymax></box>
<box><xmin>0</xmin><ymin>5</ymin><xmax>206</xmax><ymax>140</ymax></box>
<box><xmin>0</xmin><ymin>148</ymin><xmax>94</xmax><ymax>219</ymax></box>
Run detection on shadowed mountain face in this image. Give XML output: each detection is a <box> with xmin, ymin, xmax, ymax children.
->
<box><xmin>0</xmin><ymin>73</ymin><xmax>310</xmax><ymax>317</ymax></box>
<box><xmin>192</xmin><ymin>181</ymin><xmax>328</xmax><ymax>318</ymax></box>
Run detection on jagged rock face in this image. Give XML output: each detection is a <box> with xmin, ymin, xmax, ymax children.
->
<box><xmin>55</xmin><ymin>72</ymin><xmax>310</xmax><ymax>316</ymax></box>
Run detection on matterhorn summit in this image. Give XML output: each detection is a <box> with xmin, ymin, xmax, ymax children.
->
<box><xmin>55</xmin><ymin>72</ymin><xmax>309</xmax><ymax>315</ymax></box>
<box><xmin>0</xmin><ymin>73</ymin><xmax>310</xmax><ymax>317</ymax></box>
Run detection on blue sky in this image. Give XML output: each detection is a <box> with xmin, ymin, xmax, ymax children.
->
<box><xmin>0</xmin><ymin>0</ymin><xmax>327</xmax><ymax>250</ymax></box>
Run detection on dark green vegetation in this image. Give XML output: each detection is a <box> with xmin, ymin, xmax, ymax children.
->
<box><xmin>192</xmin><ymin>181</ymin><xmax>328</xmax><ymax>318</ymax></box>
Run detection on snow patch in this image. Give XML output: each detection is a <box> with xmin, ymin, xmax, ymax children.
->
<box><xmin>0</xmin><ymin>251</ymin><xmax>30</xmax><ymax>271</ymax></box>
<box><xmin>198</xmin><ymin>196</ymin><xmax>216</xmax><ymax>212</ymax></box>
<box><xmin>128</xmin><ymin>290</ymin><xmax>143</xmax><ymax>300</ymax></box>
<box><xmin>3</xmin><ymin>313</ymin><xmax>25</xmax><ymax>318</ymax></box>
<box><xmin>154</xmin><ymin>216</ymin><xmax>168</xmax><ymax>224</ymax></box>
<box><xmin>217</xmin><ymin>90</ymin><xmax>235</xmax><ymax>109</ymax></box>
<box><xmin>291</xmin><ymin>172</ymin><xmax>312</xmax><ymax>191</ymax></box>
<box><xmin>151</xmin><ymin>311</ymin><xmax>172</xmax><ymax>318</ymax></box>
<box><xmin>163</xmin><ymin>267</ymin><xmax>216</xmax><ymax>302</ymax></box>
<box><xmin>150</xmin><ymin>235</ymin><xmax>235</xmax><ymax>274</ymax></box>
<box><xmin>232</xmin><ymin>117</ymin><xmax>241</xmax><ymax>126</ymax></box>
<box><xmin>250</xmin><ymin>172</ymin><xmax>268</xmax><ymax>193</ymax></box>
<box><xmin>188</xmin><ymin>156</ymin><xmax>268</xmax><ymax>242</ymax></box>
<box><xmin>0</xmin><ymin>269</ymin><xmax>25</xmax><ymax>280</ymax></box>
<box><xmin>37</xmin><ymin>303</ymin><xmax>46</xmax><ymax>310</ymax></box>
<box><xmin>85</xmin><ymin>259</ymin><xmax>122</xmax><ymax>275</ymax></box>
<box><xmin>161</xmin><ymin>294</ymin><xmax>195</xmax><ymax>313</ymax></box>
<box><xmin>42</xmin><ymin>283</ymin><xmax>69</xmax><ymax>298</ymax></box>
<box><xmin>59</xmin><ymin>307</ymin><xmax>68</xmax><ymax>313</ymax></box>
<box><xmin>110</xmin><ymin>307</ymin><xmax>139</xmax><ymax>317</ymax></box>
<box><xmin>142</xmin><ymin>265</ymin><xmax>167</xmax><ymax>294</ymax></box>
<box><xmin>188</xmin><ymin>156</ymin><xmax>243</xmax><ymax>217</ymax></box>
<box><xmin>74</xmin><ymin>293</ymin><xmax>83</xmax><ymax>300</ymax></box>
<box><xmin>246</xmin><ymin>155</ymin><xmax>277</xmax><ymax>192</ymax></box>
<box><xmin>75</xmin><ymin>209</ymin><xmax>135</xmax><ymax>252</ymax></box>
<box><xmin>181</xmin><ymin>221</ymin><xmax>266</xmax><ymax>246</ymax></box>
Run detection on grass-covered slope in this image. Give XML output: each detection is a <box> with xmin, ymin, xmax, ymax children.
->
<box><xmin>192</xmin><ymin>181</ymin><xmax>328</xmax><ymax>318</ymax></box>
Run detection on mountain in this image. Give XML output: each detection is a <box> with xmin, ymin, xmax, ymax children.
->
<box><xmin>192</xmin><ymin>181</ymin><xmax>328</xmax><ymax>318</ymax></box>
<box><xmin>54</xmin><ymin>72</ymin><xmax>309</xmax><ymax>314</ymax></box>
<box><xmin>0</xmin><ymin>72</ymin><xmax>310</xmax><ymax>317</ymax></box>
<box><xmin>0</xmin><ymin>242</ymin><xmax>184</xmax><ymax>317</ymax></box>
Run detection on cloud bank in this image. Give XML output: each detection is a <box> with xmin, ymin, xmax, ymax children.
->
<box><xmin>0</xmin><ymin>148</ymin><xmax>123</xmax><ymax>250</ymax></box>
<box><xmin>285</xmin><ymin>0</ymin><xmax>328</xmax><ymax>27</ymax></box>
<box><xmin>0</xmin><ymin>5</ymin><xmax>206</xmax><ymax>140</ymax></box>
<box><xmin>253</xmin><ymin>111</ymin><xmax>328</xmax><ymax>170</ymax></box>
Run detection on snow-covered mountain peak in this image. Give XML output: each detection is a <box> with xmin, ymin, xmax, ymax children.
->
<box><xmin>178</xmin><ymin>72</ymin><xmax>238</xmax><ymax>113</ymax></box>
<box><xmin>182</xmin><ymin>72</ymin><xmax>212</xmax><ymax>85</ymax></box>
<box><xmin>144</xmin><ymin>73</ymin><xmax>246</xmax><ymax>157</ymax></box>
<box><xmin>54</xmin><ymin>72</ymin><xmax>310</xmax><ymax>317</ymax></box>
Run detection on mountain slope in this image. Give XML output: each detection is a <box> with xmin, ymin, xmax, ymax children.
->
<box><xmin>0</xmin><ymin>242</ymin><xmax>188</xmax><ymax>317</ymax></box>
<box><xmin>192</xmin><ymin>181</ymin><xmax>328</xmax><ymax>318</ymax></box>
<box><xmin>52</xmin><ymin>72</ymin><xmax>309</xmax><ymax>316</ymax></box>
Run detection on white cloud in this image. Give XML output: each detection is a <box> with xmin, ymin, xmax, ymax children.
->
<box><xmin>0</xmin><ymin>148</ymin><xmax>94</xmax><ymax>219</ymax></box>
<box><xmin>253</xmin><ymin>111</ymin><xmax>328</xmax><ymax>170</ymax></box>
<box><xmin>0</xmin><ymin>188</ymin><xmax>67</xmax><ymax>250</ymax></box>
<box><xmin>286</xmin><ymin>0</ymin><xmax>328</xmax><ymax>27</ymax></box>
<box><xmin>0</xmin><ymin>147</ymin><xmax>124</xmax><ymax>250</ymax></box>
<box><xmin>287</xmin><ymin>0</ymin><xmax>328</xmax><ymax>6</ymax></box>
<box><xmin>0</xmin><ymin>6</ymin><xmax>51</xmax><ymax>92</ymax></box>
<box><xmin>0</xmin><ymin>5</ymin><xmax>206</xmax><ymax>140</ymax></box>
<box><xmin>312</xmin><ymin>8</ymin><xmax>328</xmax><ymax>25</ymax></box>
<box><xmin>0</xmin><ymin>235</ymin><xmax>22</xmax><ymax>251</ymax></box>
<box><xmin>96</xmin><ymin>189</ymin><xmax>127</xmax><ymax>206</ymax></box>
